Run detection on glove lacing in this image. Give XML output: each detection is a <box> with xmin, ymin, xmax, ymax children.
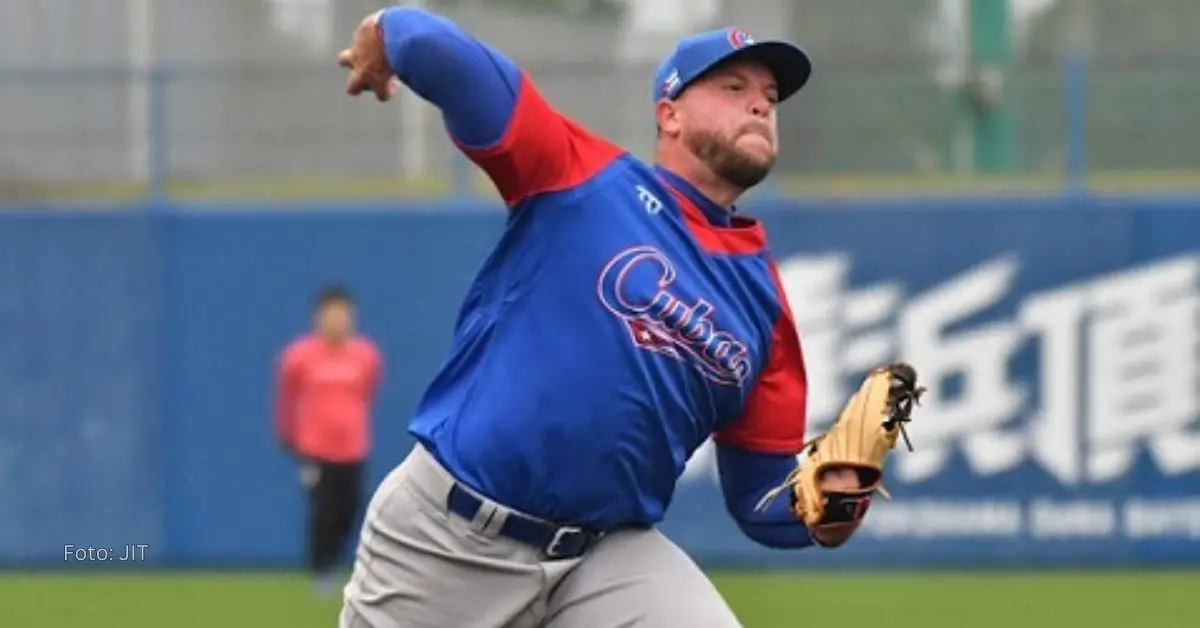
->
<box><xmin>752</xmin><ymin>367</ymin><xmax>925</xmax><ymax>513</ymax></box>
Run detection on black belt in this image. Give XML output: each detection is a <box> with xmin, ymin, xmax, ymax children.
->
<box><xmin>446</xmin><ymin>484</ymin><xmax>603</xmax><ymax>559</ymax></box>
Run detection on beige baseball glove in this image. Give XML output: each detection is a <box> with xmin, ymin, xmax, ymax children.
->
<box><xmin>756</xmin><ymin>362</ymin><xmax>926</xmax><ymax>547</ymax></box>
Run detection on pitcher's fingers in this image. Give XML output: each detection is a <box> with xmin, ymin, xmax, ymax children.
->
<box><xmin>337</xmin><ymin>49</ymin><xmax>354</xmax><ymax>69</ymax></box>
<box><xmin>346</xmin><ymin>71</ymin><xmax>368</xmax><ymax>96</ymax></box>
<box><xmin>371</xmin><ymin>76</ymin><xmax>400</xmax><ymax>102</ymax></box>
<box><xmin>371</xmin><ymin>78</ymin><xmax>391</xmax><ymax>102</ymax></box>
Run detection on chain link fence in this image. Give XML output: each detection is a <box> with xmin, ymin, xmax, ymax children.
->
<box><xmin>0</xmin><ymin>0</ymin><xmax>1197</xmax><ymax>202</ymax></box>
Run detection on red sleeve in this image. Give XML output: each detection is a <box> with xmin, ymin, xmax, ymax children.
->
<box><xmin>363</xmin><ymin>341</ymin><xmax>382</xmax><ymax>401</ymax></box>
<box><xmin>713</xmin><ymin>264</ymin><xmax>809</xmax><ymax>454</ymax></box>
<box><xmin>455</xmin><ymin>74</ymin><xmax>623</xmax><ymax>209</ymax></box>
<box><xmin>274</xmin><ymin>341</ymin><xmax>306</xmax><ymax>447</ymax></box>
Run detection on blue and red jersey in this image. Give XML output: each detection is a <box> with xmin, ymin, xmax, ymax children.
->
<box><xmin>383</xmin><ymin>7</ymin><xmax>814</xmax><ymax>548</ymax></box>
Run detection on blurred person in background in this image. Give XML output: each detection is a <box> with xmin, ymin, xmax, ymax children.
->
<box><xmin>274</xmin><ymin>284</ymin><xmax>383</xmax><ymax>597</ymax></box>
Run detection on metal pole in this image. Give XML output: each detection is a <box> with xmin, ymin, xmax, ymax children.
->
<box><xmin>1063</xmin><ymin>0</ymin><xmax>1094</xmax><ymax>194</ymax></box>
<box><xmin>968</xmin><ymin>0</ymin><xmax>1017</xmax><ymax>173</ymax></box>
<box><xmin>126</xmin><ymin>0</ymin><xmax>153</xmax><ymax>197</ymax></box>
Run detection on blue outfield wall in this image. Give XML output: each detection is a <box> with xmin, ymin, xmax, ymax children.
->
<box><xmin>2</xmin><ymin>194</ymin><xmax>1200</xmax><ymax>569</ymax></box>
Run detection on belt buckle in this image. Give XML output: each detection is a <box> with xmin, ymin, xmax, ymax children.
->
<box><xmin>545</xmin><ymin>525</ymin><xmax>586</xmax><ymax>559</ymax></box>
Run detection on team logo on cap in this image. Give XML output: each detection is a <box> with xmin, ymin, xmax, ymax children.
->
<box><xmin>661</xmin><ymin>68</ymin><xmax>681</xmax><ymax>95</ymax></box>
<box><xmin>727</xmin><ymin>28</ymin><xmax>755</xmax><ymax>49</ymax></box>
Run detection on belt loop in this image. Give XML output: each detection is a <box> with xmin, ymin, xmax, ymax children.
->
<box><xmin>480</xmin><ymin>505</ymin><xmax>509</xmax><ymax>537</ymax></box>
<box><xmin>469</xmin><ymin>500</ymin><xmax>503</xmax><ymax>537</ymax></box>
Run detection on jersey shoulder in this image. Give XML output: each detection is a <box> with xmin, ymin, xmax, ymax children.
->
<box><xmin>501</xmin><ymin>154</ymin><xmax>666</xmax><ymax>230</ymax></box>
<box><xmin>534</xmin><ymin>154</ymin><xmax>677</xmax><ymax>213</ymax></box>
<box><xmin>472</xmin><ymin>76</ymin><xmax>627</xmax><ymax>207</ymax></box>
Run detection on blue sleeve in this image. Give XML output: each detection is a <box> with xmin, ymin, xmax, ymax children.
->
<box><xmin>377</xmin><ymin>6</ymin><xmax>520</xmax><ymax>149</ymax></box>
<box><xmin>717</xmin><ymin>442</ymin><xmax>816</xmax><ymax>549</ymax></box>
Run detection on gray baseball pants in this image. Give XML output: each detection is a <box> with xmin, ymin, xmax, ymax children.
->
<box><xmin>338</xmin><ymin>443</ymin><xmax>743</xmax><ymax>628</ymax></box>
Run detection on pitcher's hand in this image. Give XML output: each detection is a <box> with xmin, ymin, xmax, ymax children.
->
<box><xmin>800</xmin><ymin>468</ymin><xmax>866</xmax><ymax>547</ymax></box>
<box><xmin>337</xmin><ymin>10</ymin><xmax>400</xmax><ymax>102</ymax></box>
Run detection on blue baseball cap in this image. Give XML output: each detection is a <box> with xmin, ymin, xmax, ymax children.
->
<box><xmin>653</xmin><ymin>27</ymin><xmax>813</xmax><ymax>104</ymax></box>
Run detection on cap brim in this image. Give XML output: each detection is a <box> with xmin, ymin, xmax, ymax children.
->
<box><xmin>713</xmin><ymin>41</ymin><xmax>814</xmax><ymax>102</ymax></box>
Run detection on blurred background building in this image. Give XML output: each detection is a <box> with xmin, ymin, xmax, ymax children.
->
<box><xmin>1</xmin><ymin>0</ymin><xmax>1198</xmax><ymax>202</ymax></box>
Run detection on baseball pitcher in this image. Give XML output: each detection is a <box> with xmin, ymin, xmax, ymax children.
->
<box><xmin>335</xmin><ymin>6</ymin><xmax>926</xmax><ymax>627</ymax></box>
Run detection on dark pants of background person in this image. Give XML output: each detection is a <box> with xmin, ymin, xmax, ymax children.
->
<box><xmin>304</xmin><ymin>458</ymin><xmax>365</xmax><ymax>575</ymax></box>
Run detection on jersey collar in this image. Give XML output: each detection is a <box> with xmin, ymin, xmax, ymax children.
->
<box><xmin>653</xmin><ymin>164</ymin><xmax>766</xmax><ymax>256</ymax></box>
<box><xmin>653</xmin><ymin>165</ymin><xmax>734</xmax><ymax>227</ymax></box>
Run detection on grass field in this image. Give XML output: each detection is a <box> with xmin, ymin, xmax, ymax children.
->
<box><xmin>3</xmin><ymin>570</ymin><xmax>1194</xmax><ymax>627</ymax></box>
